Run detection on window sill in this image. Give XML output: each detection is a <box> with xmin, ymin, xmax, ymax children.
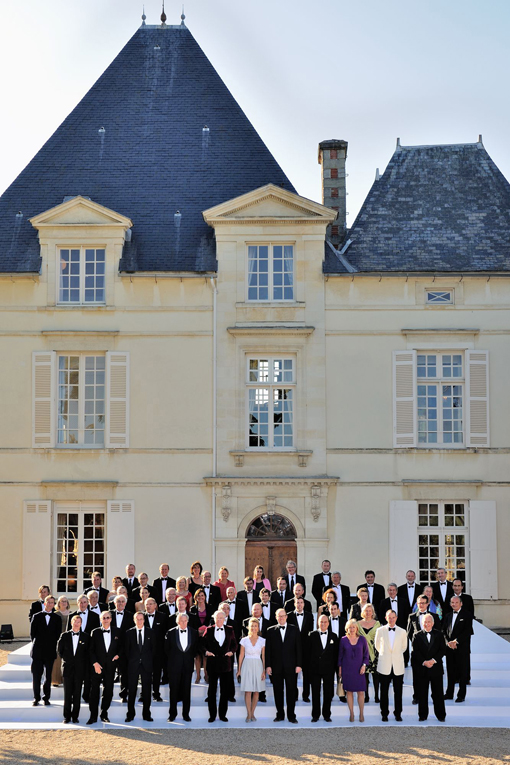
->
<box><xmin>230</xmin><ymin>449</ymin><xmax>312</xmax><ymax>467</ymax></box>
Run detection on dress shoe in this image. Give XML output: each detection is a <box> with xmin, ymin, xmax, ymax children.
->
<box><xmin>443</xmin><ymin>694</ymin><xmax>454</xmax><ymax>700</ymax></box>
<box><xmin>63</xmin><ymin>719</ymin><xmax>71</xmax><ymax>724</ymax></box>
<box><xmin>228</xmin><ymin>697</ymin><xmax>236</xmax><ymax>703</ymax></box>
<box><xmin>125</xmin><ymin>714</ymin><xmax>135</xmax><ymax>722</ymax></box>
<box><xmin>168</xmin><ymin>714</ymin><xmax>176</xmax><ymax>722</ymax></box>
<box><xmin>143</xmin><ymin>715</ymin><xmax>153</xmax><ymax>722</ymax></box>
<box><xmin>100</xmin><ymin>713</ymin><xmax>110</xmax><ymax>722</ymax></box>
<box><xmin>311</xmin><ymin>717</ymin><xmax>319</xmax><ymax>723</ymax></box>
<box><xmin>394</xmin><ymin>713</ymin><xmax>402</xmax><ymax>721</ymax></box>
<box><xmin>364</xmin><ymin>693</ymin><xmax>369</xmax><ymax>703</ymax></box>
<box><xmin>86</xmin><ymin>717</ymin><xmax>97</xmax><ymax>725</ymax></box>
<box><xmin>219</xmin><ymin>716</ymin><xmax>228</xmax><ymax>722</ymax></box>
<box><xmin>323</xmin><ymin>716</ymin><xmax>332</xmax><ymax>723</ymax></box>
<box><xmin>419</xmin><ymin>716</ymin><xmax>427</xmax><ymax>721</ymax></box>
<box><xmin>32</xmin><ymin>700</ymin><xmax>40</xmax><ymax>707</ymax></box>
<box><xmin>455</xmin><ymin>697</ymin><xmax>465</xmax><ymax>703</ymax></box>
<box><xmin>183</xmin><ymin>714</ymin><xmax>192</xmax><ymax>722</ymax></box>
<box><xmin>381</xmin><ymin>715</ymin><xmax>388</xmax><ymax>722</ymax></box>
<box><xmin>437</xmin><ymin>716</ymin><xmax>446</xmax><ymax>722</ymax></box>
<box><xmin>208</xmin><ymin>716</ymin><xmax>216</xmax><ymax>723</ymax></box>
<box><xmin>288</xmin><ymin>717</ymin><xmax>298</xmax><ymax>724</ymax></box>
<box><xmin>273</xmin><ymin>715</ymin><xmax>284</xmax><ymax>722</ymax></box>
<box><xmin>153</xmin><ymin>695</ymin><xmax>163</xmax><ymax>702</ymax></box>
<box><xmin>302</xmin><ymin>697</ymin><xmax>310</xmax><ymax>703</ymax></box>
<box><xmin>339</xmin><ymin>696</ymin><xmax>347</xmax><ymax>703</ymax></box>
<box><xmin>43</xmin><ymin>699</ymin><xmax>51</xmax><ymax>706</ymax></box>
<box><xmin>412</xmin><ymin>698</ymin><xmax>418</xmax><ymax>705</ymax></box>
<box><xmin>374</xmin><ymin>695</ymin><xmax>380</xmax><ymax>703</ymax></box>
<box><xmin>72</xmin><ymin>718</ymin><xmax>79</xmax><ymax>724</ymax></box>
<box><xmin>138</xmin><ymin>695</ymin><xmax>144</xmax><ymax>703</ymax></box>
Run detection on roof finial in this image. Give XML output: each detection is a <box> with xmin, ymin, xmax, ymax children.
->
<box><xmin>181</xmin><ymin>5</ymin><xmax>186</xmax><ymax>25</ymax></box>
<box><xmin>141</xmin><ymin>4</ymin><xmax>146</xmax><ymax>25</ymax></box>
<box><xmin>161</xmin><ymin>1</ymin><xmax>167</xmax><ymax>25</ymax></box>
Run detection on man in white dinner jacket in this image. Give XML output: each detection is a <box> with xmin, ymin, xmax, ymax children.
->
<box><xmin>374</xmin><ymin>609</ymin><xmax>407</xmax><ymax>722</ymax></box>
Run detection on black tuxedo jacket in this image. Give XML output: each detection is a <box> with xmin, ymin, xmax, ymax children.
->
<box><xmin>169</xmin><ymin>611</ymin><xmax>200</xmax><ymax>631</ymax></box>
<box><xmin>283</xmin><ymin>573</ymin><xmax>306</xmax><ymax>597</ymax></box>
<box><xmin>84</xmin><ymin>585</ymin><xmax>110</xmax><ymax>605</ymax></box>
<box><xmin>312</xmin><ymin>572</ymin><xmax>332</xmax><ymax>606</ymax></box>
<box><xmin>411</xmin><ymin>628</ymin><xmax>445</xmax><ymax>675</ymax></box>
<box><xmin>322</xmin><ymin>583</ymin><xmax>352</xmax><ymax>620</ymax></box>
<box><xmin>109</xmin><ymin>609</ymin><xmax>134</xmax><ymax>635</ymax></box>
<box><xmin>284</xmin><ymin>596</ymin><xmax>312</xmax><ymax>614</ymax></box>
<box><xmin>308</xmin><ymin>629</ymin><xmax>339</xmax><ymax>674</ymax></box>
<box><xmin>287</xmin><ymin>610</ymin><xmax>314</xmax><ymax>641</ymax></box>
<box><xmin>378</xmin><ymin>596</ymin><xmax>408</xmax><ymax>628</ymax></box>
<box><xmin>259</xmin><ymin>601</ymin><xmax>278</xmax><ymax>625</ymax></box>
<box><xmin>152</xmin><ymin>576</ymin><xmax>177</xmax><ymax>604</ymax></box>
<box><xmin>201</xmin><ymin>584</ymin><xmax>222</xmax><ymax>609</ymax></box>
<box><xmin>144</xmin><ymin>611</ymin><xmax>169</xmax><ymax>651</ymax></box>
<box><xmin>30</xmin><ymin>611</ymin><xmax>62</xmax><ymax>661</ymax></box>
<box><xmin>122</xmin><ymin>576</ymin><xmax>139</xmax><ymax>595</ymax></box>
<box><xmin>159</xmin><ymin>601</ymin><xmax>178</xmax><ymax>618</ymax></box>
<box><xmin>57</xmin><ymin>630</ymin><xmax>90</xmax><ymax>677</ymax></box>
<box><xmin>66</xmin><ymin>609</ymin><xmax>100</xmax><ymax>635</ymax></box>
<box><xmin>356</xmin><ymin>582</ymin><xmax>386</xmax><ymax>610</ymax></box>
<box><xmin>327</xmin><ymin>614</ymin><xmax>347</xmax><ymax>640</ymax></box>
<box><xmin>124</xmin><ymin>626</ymin><xmax>154</xmax><ymax>673</ymax></box>
<box><xmin>202</xmin><ymin>624</ymin><xmax>238</xmax><ymax>673</ymax></box>
<box><xmin>132</xmin><ymin>583</ymin><xmax>156</xmax><ymax>601</ymax></box>
<box><xmin>459</xmin><ymin>593</ymin><xmax>475</xmax><ymax>616</ymax></box>
<box><xmin>165</xmin><ymin>626</ymin><xmax>199</xmax><ymax>673</ymax></box>
<box><xmin>407</xmin><ymin>610</ymin><xmax>441</xmax><ymax>641</ymax></box>
<box><xmin>432</xmin><ymin>581</ymin><xmax>455</xmax><ymax>614</ymax></box>
<box><xmin>241</xmin><ymin>615</ymin><xmax>270</xmax><ymax>638</ymax></box>
<box><xmin>442</xmin><ymin>609</ymin><xmax>473</xmax><ymax>652</ymax></box>
<box><xmin>89</xmin><ymin>626</ymin><xmax>122</xmax><ymax>673</ymax></box>
<box><xmin>236</xmin><ymin>589</ymin><xmax>261</xmax><ymax>619</ymax></box>
<box><xmin>270</xmin><ymin>589</ymin><xmax>289</xmax><ymax>610</ymax></box>
<box><xmin>29</xmin><ymin>599</ymin><xmax>49</xmax><ymax>622</ymax></box>
<box><xmin>397</xmin><ymin>582</ymin><xmax>419</xmax><ymax>615</ymax></box>
<box><xmin>265</xmin><ymin>623</ymin><xmax>302</xmax><ymax>673</ymax></box>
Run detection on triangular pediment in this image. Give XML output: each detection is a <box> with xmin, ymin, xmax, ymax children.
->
<box><xmin>30</xmin><ymin>196</ymin><xmax>132</xmax><ymax>229</ymax></box>
<box><xmin>203</xmin><ymin>184</ymin><xmax>337</xmax><ymax>225</ymax></box>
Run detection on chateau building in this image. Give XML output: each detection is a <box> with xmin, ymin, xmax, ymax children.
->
<box><xmin>1</xmin><ymin>18</ymin><xmax>509</xmax><ymax>634</ymax></box>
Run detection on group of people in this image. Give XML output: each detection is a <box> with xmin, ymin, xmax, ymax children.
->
<box><xmin>28</xmin><ymin>559</ymin><xmax>475</xmax><ymax>725</ymax></box>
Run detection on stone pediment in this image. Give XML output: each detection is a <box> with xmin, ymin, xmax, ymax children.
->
<box><xmin>30</xmin><ymin>196</ymin><xmax>132</xmax><ymax>229</ymax></box>
<box><xmin>203</xmin><ymin>184</ymin><xmax>337</xmax><ymax>226</ymax></box>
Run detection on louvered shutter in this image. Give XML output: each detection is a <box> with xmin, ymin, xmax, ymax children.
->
<box><xmin>32</xmin><ymin>351</ymin><xmax>56</xmax><ymax>447</ymax></box>
<box><xmin>466</xmin><ymin>351</ymin><xmax>489</xmax><ymax>447</ymax></box>
<box><xmin>23</xmin><ymin>501</ymin><xmax>52</xmax><ymax>599</ymax></box>
<box><xmin>106</xmin><ymin>352</ymin><xmax>129</xmax><ymax>447</ymax></box>
<box><xmin>107</xmin><ymin>501</ymin><xmax>135</xmax><ymax>581</ymax></box>
<box><xmin>393</xmin><ymin>350</ymin><xmax>416</xmax><ymax>447</ymax></box>
<box><xmin>469</xmin><ymin>501</ymin><xmax>498</xmax><ymax>599</ymax></box>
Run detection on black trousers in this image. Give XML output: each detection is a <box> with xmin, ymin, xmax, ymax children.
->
<box><xmin>127</xmin><ymin>663</ymin><xmax>152</xmax><ymax>718</ymax></box>
<box><xmin>63</xmin><ymin>671</ymin><xmax>84</xmax><ymax>720</ymax></box>
<box><xmin>89</xmin><ymin>669</ymin><xmax>115</xmax><ymax>717</ymax></box>
<box><xmin>300</xmin><ymin>662</ymin><xmax>311</xmax><ymax>699</ymax></box>
<box><xmin>152</xmin><ymin>653</ymin><xmax>163</xmax><ymax>698</ymax></box>
<box><xmin>311</xmin><ymin>669</ymin><xmax>335</xmax><ymax>719</ymax></box>
<box><xmin>446</xmin><ymin>650</ymin><xmax>468</xmax><ymax>699</ymax></box>
<box><xmin>272</xmin><ymin>669</ymin><xmax>297</xmax><ymax>720</ymax></box>
<box><xmin>31</xmin><ymin>658</ymin><xmax>54</xmax><ymax>702</ymax></box>
<box><xmin>207</xmin><ymin>669</ymin><xmax>230</xmax><ymax>720</ymax></box>
<box><xmin>416</xmin><ymin>670</ymin><xmax>446</xmax><ymax>720</ymax></box>
<box><xmin>169</xmin><ymin>668</ymin><xmax>193</xmax><ymax>718</ymax></box>
<box><xmin>378</xmin><ymin>670</ymin><xmax>404</xmax><ymax>716</ymax></box>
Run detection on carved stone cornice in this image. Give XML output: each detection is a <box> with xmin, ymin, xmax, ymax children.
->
<box><xmin>227</xmin><ymin>326</ymin><xmax>314</xmax><ymax>337</ymax></box>
<box><xmin>205</xmin><ymin>476</ymin><xmax>339</xmax><ymax>487</ymax></box>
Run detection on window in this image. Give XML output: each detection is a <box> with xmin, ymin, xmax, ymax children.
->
<box><xmin>58</xmin><ymin>247</ymin><xmax>105</xmax><ymax>304</ymax></box>
<box><xmin>426</xmin><ymin>290</ymin><xmax>453</xmax><ymax>305</ymax></box>
<box><xmin>418</xmin><ymin>502</ymin><xmax>468</xmax><ymax>586</ymax></box>
<box><xmin>417</xmin><ymin>353</ymin><xmax>463</xmax><ymax>445</ymax></box>
<box><xmin>247</xmin><ymin>244</ymin><xmax>294</xmax><ymax>301</ymax></box>
<box><xmin>247</xmin><ymin>357</ymin><xmax>295</xmax><ymax>448</ymax></box>
<box><xmin>58</xmin><ymin>354</ymin><xmax>105</xmax><ymax>446</ymax></box>
<box><xmin>54</xmin><ymin>502</ymin><xmax>106</xmax><ymax>594</ymax></box>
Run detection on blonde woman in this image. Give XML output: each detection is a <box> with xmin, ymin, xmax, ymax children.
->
<box><xmin>213</xmin><ymin>566</ymin><xmax>235</xmax><ymax>602</ymax></box>
<box><xmin>108</xmin><ymin>576</ymin><xmax>123</xmax><ymax>603</ymax></box>
<box><xmin>349</xmin><ymin>587</ymin><xmax>369</xmax><ymax>621</ymax></box>
<box><xmin>237</xmin><ymin>617</ymin><xmax>266</xmax><ymax>722</ymax></box>
<box><xmin>51</xmin><ymin>595</ymin><xmax>71</xmax><ymax>686</ymax></box>
<box><xmin>135</xmin><ymin>586</ymin><xmax>150</xmax><ymax>612</ymax></box>
<box><xmin>358</xmin><ymin>603</ymin><xmax>381</xmax><ymax>703</ymax></box>
<box><xmin>175</xmin><ymin>576</ymin><xmax>193</xmax><ymax>610</ymax></box>
<box><xmin>338</xmin><ymin>619</ymin><xmax>369</xmax><ymax>722</ymax></box>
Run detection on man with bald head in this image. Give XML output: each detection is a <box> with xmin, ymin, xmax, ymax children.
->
<box><xmin>411</xmin><ymin>613</ymin><xmax>446</xmax><ymax>722</ymax></box>
<box><xmin>442</xmin><ymin>595</ymin><xmax>472</xmax><ymax>703</ymax></box>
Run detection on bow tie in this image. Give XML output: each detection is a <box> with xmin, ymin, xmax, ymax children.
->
<box><xmin>72</xmin><ymin>632</ymin><xmax>80</xmax><ymax>637</ymax></box>
<box><xmin>216</xmin><ymin>628</ymin><xmax>224</xmax><ymax>631</ymax></box>
<box><xmin>180</xmin><ymin>630</ymin><xmax>187</xmax><ymax>633</ymax></box>
<box><xmin>320</xmin><ymin>632</ymin><xmax>328</xmax><ymax>636</ymax></box>
<box><xmin>389</xmin><ymin>627</ymin><xmax>395</xmax><ymax>631</ymax></box>
<box><xmin>391</xmin><ymin>599</ymin><xmax>397</xmax><ymax>603</ymax></box>
<box><xmin>116</xmin><ymin>612</ymin><xmax>123</xmax><ymax>616</ymax></box>
<box><xmin>408</xmin><ymin>584</ymin><xmax>414</xmax><ymax>588</ymax></box>
<box><xmin>103</xmin><ymin>629</ymin><xmax>110</xmax><ymax>633</ymax></box>
<box><xmin>279</xmin><ymin>626</ymin><xmax>285</xmax><ymax>630</ymax></box>
<box><xmin>296</xmin><ymin>612</ymin><xmax>304</xmax><ymax>616</ymax></box>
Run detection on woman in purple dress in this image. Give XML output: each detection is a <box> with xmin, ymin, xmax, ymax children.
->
<box><xmin>338</xmin><ymin>618</ymin><xmax>369</xmax><ymax>722</ymax></box>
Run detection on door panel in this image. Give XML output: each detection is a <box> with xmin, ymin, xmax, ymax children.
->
<box><xmin>245</xmin><ymin>541</ymin><xmax>297</xmax><ymax>591</ymax></box>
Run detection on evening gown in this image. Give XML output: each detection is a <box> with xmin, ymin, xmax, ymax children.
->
<box><xmin>239</xmin><ymin>636</ymin><xmax>266</xmax><ymax>692</ymax></box>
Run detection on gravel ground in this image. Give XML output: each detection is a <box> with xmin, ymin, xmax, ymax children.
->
<box><xmin>0</xmin><ymin>643</ymin><xmax>20</xmax><ymax>668</ymax></box>
<box><xmin>0</xmin><ymin>728</ymin><xmax>509</xmax><ymax>765</ymax></box>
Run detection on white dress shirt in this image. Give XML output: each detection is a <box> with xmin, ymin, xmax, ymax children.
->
<box><xmin>246</xmin><ymin>592</ymin><xmax>253</xmax><ymax>612</ymax></box>
<box><xmin>78</xmin><ymin>610</ymin><xmax>89</xmax><ymax>629</ymax></box>
<box><xmin>330</xmin><ymin>617</ymin><xmax>340</xmax><ymax>637</ymax></box>
<box><xmin>228</xmin><ymin>600</ymin><xmax>236</xmax><ymax>620</ymax></box>
<box><xmin>295</xmin><ymin>612</ymin><xmax>305</xmax><ymax>631</ymax></box>
<box><xmin>279</xmin><ymin>625</ymin><xmax>287</xmax><ymax>640</ymax></box>
<box><xmin>390</xmin><ymin>597</ymin><xmax>398</xmax><ymax>614</ymax></box>
<box><xmin>407</xmin><ymin>583</ymin><xmax>416</xmax><ymax>606</ymax></box>
<box><xmin>115</xmin><ymin>611</ymin><xmax>124</xmax><ymax>629</ymax></box>
<box><xmin>102</xmin><ymin>628</ymin><xmax>111</xmax><ymax>651</ymax></box>
<box><xmin>179</xmin><ymin>628</ymin><xmax>188</xmax><ymax>651</ymax></box>
<box><xmin>388</xmin><ymin>627</ymin><xmax>396</xmax><ymax>648</ymax></box>
<box><xmin>333</xmin><ymin>586</ymin><xmax>343</xmax><ymax>612</ymax></box>
<box><xmin>320</xmin><ymin>631</ymin><xmax>328</xmax><ymax>649</ymax></box>
<box><xmin>72</xmin><ymin>632</ymin><xmax>80</xmax><ymax>654</ymax></box>
<box><xmin>367</xmin><ymin>584</ymin><xmax>374</xmax><ymax>603</ymax></box>
<box><xmin>214</xmin><ymin>627</ymin><xmax>225</xmax><ymax>646</ymax></box>
<box><xmin>137</xmin><ymin>627</ymin><xmax>144</xmax><ymax>646</ymax></box>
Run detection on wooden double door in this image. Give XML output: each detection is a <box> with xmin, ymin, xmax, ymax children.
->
<box><xmin>245</xmin><ymin>539</ymin><xmax>297</xmax><ymax>590</ymax></box>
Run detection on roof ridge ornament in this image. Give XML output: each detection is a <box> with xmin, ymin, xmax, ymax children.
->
<box><xmin>141</xmin><ymin>4</ymin><xmax>146</xmax><ymax>25</ymax></box>
<box><xmin>161</xmin><ymin>1</ymin><xmax>167</xmax><ymax>26</ymax></box>
<box><xmin>181</xmin><ymin>5</ymin><xmax>186</xmax><ymax>25</ymax></box>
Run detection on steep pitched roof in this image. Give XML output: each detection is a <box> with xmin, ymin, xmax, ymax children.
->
<box><xmin>0</xmin><ymin>24</ymin><xmax>295</xmax><ymax>273</ymax></box>
<box><xmin>324</xmin><ymin>141</ymin><xmax>510</xmax><ymax>274</ymax></box>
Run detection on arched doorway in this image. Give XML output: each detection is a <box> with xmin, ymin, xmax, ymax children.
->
<box><xmin>245</xmin><ymin>513</ymin><xmax>297</xmax><ymax>587</ymax></box>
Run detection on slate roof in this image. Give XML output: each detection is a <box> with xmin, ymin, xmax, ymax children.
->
<box><xmin>0</xmin><ymin>24</ymin><xmax>295</xmax><ymax>273</ymax></box>
<box><xmin>324</xmin><ymin>142</ymin><xmax>510</xmax><ymax>274</ymax></box>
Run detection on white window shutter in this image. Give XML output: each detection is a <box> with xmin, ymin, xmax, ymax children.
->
<box><xmin>106</xmin><ymin>352</ymin><xmax>130</xmax><ymax>447</ymax></box>
<box><xmin>393</xmin><ymin>350</ymin><xmax>416</xmax><ymax>447</ymax></box>
<box><xmin>107</xmin><ymin>501</ymin><xmax>134</xmax><ymax>582</ymax></box>
<box><xmin>32</xmin><ymin>351</ymin><xmax>56</xmax><ymax>447</ymax></box>
<box><xmin>23</xmin><ymin>501</ymin><xmax>52</xmax><ymax>599</ymax></box>
<box><xmin>389</xmin><ymin>500</ymin><xmax>418</xmax><ymax>584</ymax></box>
<box><xmin>466</xmin><ymin>350</ymin><xmax>489</xmax><ymax>447</ymax></box>
<box><xmin>469</xmin><ymin>501</ymin><xmax>498</xmax><ymax>599</ymax></box>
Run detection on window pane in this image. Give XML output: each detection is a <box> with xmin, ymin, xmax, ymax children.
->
<box><xmin>248</xmin><ymin>388</ymin><xmax>269</xmax><ymax>447</ymax></box>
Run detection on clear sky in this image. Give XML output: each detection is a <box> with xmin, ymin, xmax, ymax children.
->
<box><xmin>1</xmin><ymin>0</ymin><xmax>509</xmax><ymax>221</ymax></box>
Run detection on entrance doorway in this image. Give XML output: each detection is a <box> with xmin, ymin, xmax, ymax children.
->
<box><xmin>245</xmin><ymin>513</ymin><xmax>297</xmax><ymax>589</ymax></box>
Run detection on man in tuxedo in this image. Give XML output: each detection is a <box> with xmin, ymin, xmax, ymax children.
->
<box><xmin>122</xmin><ymin>563</ymin><xmax>139</xmax><ymax>596</ymax></box>
<box><xmin>328</xmin><ymin>601</ymin><xmax>347</xmax><ymax>703</ymax></box>
<box><xmin>203</xmin><ymin>610</ymin><xmax>237</xmax><ymax>722</ymax></box>
<box><xmin>442</xmin><ymin>595</ymin><xmax>473</xmax><ymax>703</ymax></box>
<box><xmin>398</xmin><ymin>570</ymin><xmax>419</xmax><ymax>619</ymax></box>
<box><xmin>407</xmin><ymin>595</ymin><xmax>440</xmax><ymax>703</ymax></box>
<box><xmin>265</xmin><ymin>608</ymin><xmax>302</xmax><ymax>723</ymax></box>
<box><xmin>29</xmin><ymin>585</ymin><xmax>51</xmax><ymax>622</ymax></box>
<box><xmin>168</xmin><ymin>596</ymin><xmax>199</xmax><ymax>630</ymax></box>
<box><xmin>411</xmin><ymin>613</ymin><xmax>446</xmax><ymax>722</ymax></box>
<box><xmin>110</xmin><ymin>594</ymin><xmax>133</xmax><ymax>702</ymax></box>
<box><xmin>87</xmin><ymin>589</ymin><xmax>106</xmax><ymax>617</ymax></box>
<box><xmin>158</xmin><ymin>587</ymin><xmax>178</xmax><ymax>616</ymax></box>
<box><xmin>311</xmin><ymin>560</ymin><xmax>332</xmax><ymax>611</ymax></box>
<box><xmin>452</xmin><ymin>579</ymin><xmax>474</xmax><ymax>684</ymax></box>
<box><xmin>283</xmin><ymin>560</ymin><xmax>306</xmax><ymax>598</ymax></box>
<box><xmin>237</xmin><ymin>577</ymin><xmax>260</xmax><ymax>621</ymax></box>
<box><xmin>242</xmin><ymin>602</ymin><xmax>270</xmax><ymax>638</ymax></box>
<box><xmin>378</xmin><ymin>583</ymin><xmax>407</xmax><ymax>627</ymax></box>
<box><xmin>165</xmin><ymin>613</ymin><xmax>198</xmax><ymax>722</ymax></box>
<box><xmin>67</xmin><ymin>595</ymin><xmax>100</xmax><ymax>634</ymax></box>
<box><xmin>287</xmin><ymin>596</ymin><xmax>313</xmax><ymax>702</ymax></box>
<box><xmin>132</xmin><ymin>572</ymin><xmax>155</xmax><ymax>602</ymax></box>
<box><xmin>153</xmin><ymin>563</ymin><xmax>176</xmax><ymax>607</ymax></box>
<box><xmin>309</xmin><ymin>614</ymin><xmax>339</xmax><ymax>722</ymax></box>
<box><xmin>374</xmin><ymin>610</ymin><xmax>407</xmax><ymax>721</ymax></box>
<box><xmin>225</xmin><ymin>586</ymin><xmax>244</xmax><ymax>643</ymax></box>
<box><xmin>325</xmin><ymin>572</ymin><xmax>351</xmax><ymax>620</ymax></box>
<box><xmin>30</xmin><ymin>595</ymin><xmax>62</xmax><ymax>706</ymax></box>
<box><xmin>57</xmin><ymin>614</ymin><xmax>89</xmax><ymax>723</ymax></box>
<box><xmin>285</xmin><ymin>583</ymin><xmax>312</xmax><ymax>614</ymax></box>
<box><xmin>84</xmin><ymin>571</ymin><xmax>109</xmax><ymax>605</ymax></box>
<box><xmin>125</xmin><ymin>611</ymin><xmax>154</xmax><ymax>722</ymax></box>
<box><xmin>432</xmin><ymin>568</ymin><xmax>454</xmax><ymax>616</ymax></box>
<box><xmin>271</xmin><ymin>577</ymin><xmax>289</xmax><ymax>610</ymax></box>
<box><xmin>357</xmin><ymin>570</ymin><xmax>386</xmax><ymax>612</ymax></box>
<box><xmin>201</xmin><ymin>570</ymin><xmax>221</xmax><ymax>610</ymax></box>
<box><xmin>144</xmin><ymin>597</ymin><xmax>168</xmax><ymax>702</ymax></box>
<box><xmin>88</xmin><ymin>611</ymin><xmax>121</xmax><ymax>723</ymax></box>
<box><xmin>259</xmin><ymin>588</ymin><xmax>277</xmax><ymax>625</ymax></box>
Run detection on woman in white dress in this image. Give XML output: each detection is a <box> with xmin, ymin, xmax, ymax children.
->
<box><xmin>237</xmin><ymin>617</ymin><xmax>266</xmax><ymax>722</ymax></box>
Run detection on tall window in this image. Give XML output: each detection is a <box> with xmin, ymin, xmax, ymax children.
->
<box><xmin>54</xmin><ymin>503</ymin><xmax>105</xmax><ymax>594</ymax></box>
<box><xmin>418</xmin><ymin>502</ymin><xmax>468</xmax><ymax>586</ymax></box>
<box><xmin>247</xmin><ymin>357</ymin><xmax>295</xmax><ymax>448</ymax></box>
<box><xmin>58</xmin><ymin>354</ymin><xmax>105</xmax><ymax>445</ymax></box>
<box><xmin>247</xmin><ymin>244</ymin><xmax>294</xmax><ymax>301</ymax></box>
<box><xmin>417</xmin><ymin>353</ymin><xmax>464</xmax><ymax>445</ymax></box>
<box><xmin>59</xmin><ymin>247</ymin><xmax>105</xmax><ymax>304</ymax></box>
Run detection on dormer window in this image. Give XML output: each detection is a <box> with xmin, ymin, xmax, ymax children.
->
<box><xmin>247</xmin><ymin>244</ymin><xmax>294</xmax><ymax>301</ymax></box>
<box><xmin>426</xmin><ymin>290</ymin><xmax>453</xmax><ymax>305</ymax></box>
<box><xmin>58</xmin><ymin>247</ymin><xmax>106</xmax><ymax>304</ymax></box>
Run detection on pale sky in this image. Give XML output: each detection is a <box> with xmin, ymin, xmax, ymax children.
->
<box><xmin>1</xmin><ymin>0</ymin><xmax>509</xmax><ymax>222</ymax></box>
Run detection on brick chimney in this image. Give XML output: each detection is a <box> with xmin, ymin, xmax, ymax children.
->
<box><xmin>318</xmin><ymin>139</ymin><xmax>348</xmax><ymax>247</ymax></box>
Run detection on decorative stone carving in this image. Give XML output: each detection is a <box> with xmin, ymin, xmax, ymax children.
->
<box><xmin>311</xmin><ymin>485</ymin><xmax>321</xmax><ymax>522</ymax></box>
<box><xmin>221</xmin><ymin>485</ymin><xmax>232</xmax><ymax>522</ymax></box>
<box><xmin>266</xmin><ymin>496</ymin><xmax>276</xmax><ymax>516</ymax></box>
